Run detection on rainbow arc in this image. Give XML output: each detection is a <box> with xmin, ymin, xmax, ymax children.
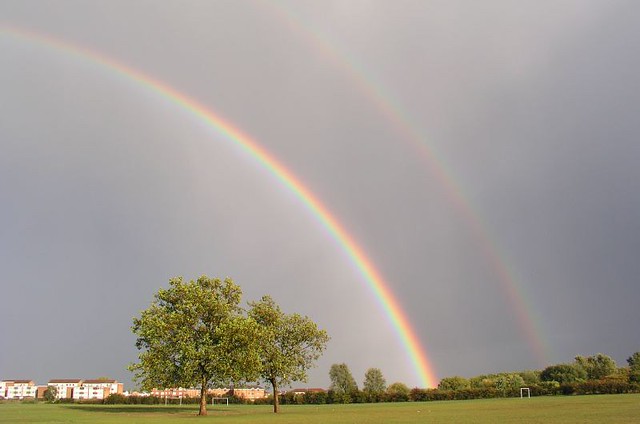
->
<box><xmin>1</xmin><ymin>25</ymin><xmax>439</xmax><ymax>388</ymax></box>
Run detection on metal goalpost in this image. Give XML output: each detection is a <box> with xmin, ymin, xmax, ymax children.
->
<box><xmin>520</xmin><ymin>387</ymin><xmax>531</xmax><ymax>398</ymax></box>
<box><xmin>211</xmin><ymin>397</ymin><xmax>229</xmax><ymax>406</ymax></box>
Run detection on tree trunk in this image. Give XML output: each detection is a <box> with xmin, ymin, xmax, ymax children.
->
<box><xmin>271</xmin><ymin>379</ymin><xmax>279</xmax><ymax>413</ymax></box>
<box><xmin>199</xmin><ymin>379</ymin><xmax>208</xmax><ymax>416</ymax></box>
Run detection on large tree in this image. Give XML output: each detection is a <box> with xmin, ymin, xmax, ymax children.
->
<box><xmin>129</xmin><ymin>276</ymin><xmax>262</xmax><ymax>416</ymax></box>
<box><xmin>248</xmin><ymin>295</ymin><xmax>329</xmax><ymax>413</ymax></box>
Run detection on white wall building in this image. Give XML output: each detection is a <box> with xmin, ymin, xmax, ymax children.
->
<box><xmin>1</xmin><ymin>380</ymin><xmax>37</xmax><ymax>399</ymax></box>
<box><xmin>72</xmin><ymin>379</ymin><xmax>123</xmax><ymax>400</ymax></box>
<box><xmin>48</xmin><ymin>379</ymin><xmax>82</xmax><ymax>399</ymax></box>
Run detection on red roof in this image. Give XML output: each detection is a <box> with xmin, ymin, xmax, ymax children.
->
<box><xmin>83</xmin><ymin>379</ymin><xmax>117</xmax><ymax>384</ymax></box>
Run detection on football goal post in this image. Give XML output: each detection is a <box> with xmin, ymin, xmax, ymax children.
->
<box><xmin>212</xmin><ymin>397</ymin><xmax>229</xmax><ymax>406</ymax></box>
<box><xmin>520</xmin><ymin>387</ymin><xmax>530</xmax><ymax>398</ymax></box>
<box><xmin>164</xmin><ymin>395</ymin><xmax>184</xmax><ymax>405</ymax></box>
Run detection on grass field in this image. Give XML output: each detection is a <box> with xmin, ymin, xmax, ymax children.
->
<box><xmin>1</xmin><ymin>394</ymin><xmax>639</xmax><ymax>423</ymax></box>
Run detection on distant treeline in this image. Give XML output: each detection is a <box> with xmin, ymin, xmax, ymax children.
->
<box><xmin>59</xmin><ymin>378</ymin><xmax>640</xmax><ymax>406</ymax></box>
<box><xmin>45</xmin><ymin>351</ymin><xmax>640</xmax><ymax>405</ymax></box>
<box><xmin>277</xmin><ymin>351</ymin><xmax>640</xmax><ymax>404</ymax></box>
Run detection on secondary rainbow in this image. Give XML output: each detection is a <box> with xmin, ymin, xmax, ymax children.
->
<box><xmin>1</xmin><ymin>25</ymin><xmax>438</xmax><ymax>388</ymax></box>
<box><xmin>264</xmin><ymin>4</ymin><xmax>550</xmax><ymax>365</ymax></box>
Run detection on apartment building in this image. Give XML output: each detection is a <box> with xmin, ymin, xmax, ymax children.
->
<box><xmin>209</xmin><ymin>387</ymin><xmax>232</xmax><ymax>398</ymax></box>
<box><xmin>231</xmin><ymin>386</ymin><xmax>266</xmax><ymax>400</ymax></box>
<box><xmin>0</xmin><ymin>378</ymin><xmax>264</xmax><ymax>401</ymax></box>
<box><xmin>149</xmin><ymin>386</ymin><xmax>265</xmax><ymax>400</ymax></box>
<box><xmin>1</xmin><ymin>380</ymin><xmax>37</xmax><ymax>399</ymax></box>
<box><xmin>47</xmin><ymin>379</ymin><xmax>82</xmax><ymax>399</ymax></box>
<box><xmin>72</xmin><ymin>379</ymin><xmax>123</xmax><ymax>400</ymax></box>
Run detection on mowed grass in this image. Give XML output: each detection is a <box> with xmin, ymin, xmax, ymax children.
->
<box><xmin>1</xmin><ymin>394</ymin><xmax>639</xmax><ymax>424</ymax></box>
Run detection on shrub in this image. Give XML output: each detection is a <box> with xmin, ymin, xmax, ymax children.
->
<box><xmin>303</xmin><ymin>391</ymin><xmax>328</xmax><ymax>404</ymax></box>
<box><xmin>386</xmin><ymin>382</ymin><xmax>410</xmax><ymax>402</ymax></box>
<box><xmin>104</xmin><ymin>394</ymin><xmax>127</xmax><ymax>404</ymax></box>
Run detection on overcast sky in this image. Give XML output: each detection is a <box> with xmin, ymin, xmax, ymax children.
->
<box><xmin>1</xmin><ymin>0</ymin><xmax>639</xmax><ymax>390</ymax></box>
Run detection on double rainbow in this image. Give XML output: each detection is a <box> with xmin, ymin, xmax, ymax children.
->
<box><xmin>1</xmin><ymin>26</ymin><xmax>439</xmax><ymax>388</ymax></box>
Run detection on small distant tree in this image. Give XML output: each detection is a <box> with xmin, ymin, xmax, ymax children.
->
<box><xmin>129</xmin><ymin>276</ymin><xmax>262</xmax><ymax>416</ymax></box>
<box><xmin>363</xmin><ymin>368</ymin><xmax>386</xmax><ymax>401</ymax></box>
<box><xmin>386</xmin><ymin>382</ymin><xmax>410</xmax><ymax>402</ymax></box>
<box><xmin>627</xmin><ymin>352</ymin><xmax>640</xmax><ymax>383</ymax></box>
<box><xmin>575</xmin><ymin>354</ymin><xmax>617</xmax><ymax>380</ymax></box>
<box><xmin>43</xmin><ymin>386</ymin><xmax>57</xmax><ymax>402</ymax></box>
<box><xmin>438</xmin><ymin>376</ymin><xmax>470</xmax><ymax>391</ymax></box>
<box><xmin>540</xmin><ymin>364</ymin><xmax>587</xmax><ymax>384</ymax></box>
<box><xmin>329</xmin><ymin>363</ymin><xmax>358</xmax><ymax>403</ymax></box>
<box><xmin>248</xmin><ymin>295</ymin><xmax>329</xmax><ymax>413</ymax></box>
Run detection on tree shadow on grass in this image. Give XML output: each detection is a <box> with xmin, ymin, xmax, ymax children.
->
<box><xmin>62</xmin><ymin>405</ymin><xmax>232</xmax><ymax>415</ymax></box>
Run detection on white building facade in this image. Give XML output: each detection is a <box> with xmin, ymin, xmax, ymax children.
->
<box><xmin>72</xmin><ymin>379</ymin><xmax>123</xmax><ymax>400</ymax></box>
<box><xmin>1</xmin><ymin>380</ymin><xmax>37</xmax><ymax>399</ymax></box>
<box><xmin>48</xmin><ymin>379</ymin><xmax>82</xmax><ymax>399</ymax></box>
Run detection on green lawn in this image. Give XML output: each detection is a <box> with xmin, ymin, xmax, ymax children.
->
<box><xmin>1</xmin><ymin>394</ymin><xmax>639</xmax><ymax>423</ymax></box>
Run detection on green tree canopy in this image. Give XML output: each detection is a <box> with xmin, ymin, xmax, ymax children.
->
<box><xmin>627</xmin><ymin>352</ymin><xmax>640</xmax><ymax>383</ymax></box>
<box><xmin>574</xmin><ymin>354</ymin><xmax>617</xmax><ymax>380</ymax></box>
<box><xmin>248</xmin><ymin>295</ymin><xmax>329</xmax><ymax>413</ymax></box>
<box><xmin>129</xmin><ymin>276</ymin><xmax>262</xmax><ymax>415</ymax></box>
<box><xmin>494</xmin><ymin>373</ymin><xmax>525</xmax><ymax>395</ymax></box>
<box><xmin>540</xmin><ymin>364</ymin><xmax>587</xmax><ymax>384</ymax></box>
<box><xmin>517</xmin><ymin>370</ymin><xmax>541</xmax><ymax>385</ymax></box>
<box><xmin>329</xmin><ymin>363</ymin><xmax>358</xmax><ymax>403</ymax></box>
<box><xmin>363</xmin><ymin>368</ymin><xmax>386</xmax><ymax>401</ymax></box>
<box><xmin>438</xmin><ymin>376</ymin><xmax>470</xmax><ymax>391</ymax></box>
<box><xmin>469</xmin><ymin>375</ymin><xmax>497</xmax><ymax>388</ymax></box>
<box><xmin>43</xmin><ymin>386</ymin><xmax>57</xmax><ymax>402</ymax></box>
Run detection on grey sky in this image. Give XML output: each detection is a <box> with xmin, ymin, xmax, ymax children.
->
<box><xmin>1</xmin><ymin>0</ymin><xmax>639</xmax><ymax>390</ymax></box>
